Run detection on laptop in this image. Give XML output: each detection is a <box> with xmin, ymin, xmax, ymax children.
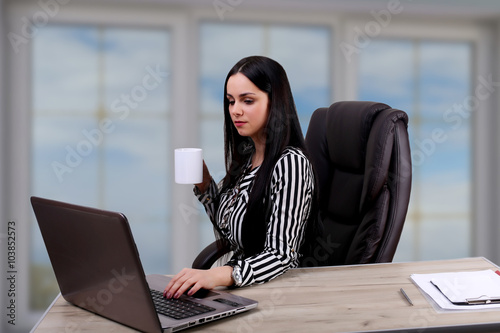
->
<box><xmin>30</xmin><ymin>196</ymin><xmax>258</xmax><ymax>333</ymax></box>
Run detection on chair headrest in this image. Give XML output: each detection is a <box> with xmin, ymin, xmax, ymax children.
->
<box><xmin>325</xmin><ymin>101</ymin><xmax>391</xmax><ymax>172</ymax></box>
<box><xmin>307</xmin><ymin>101</ymin><xmax>409</xmax><ymax>214</ymax></box>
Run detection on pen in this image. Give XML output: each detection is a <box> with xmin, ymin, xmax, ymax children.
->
<box><xmin>400</xmin><ymin>288</ymin><xmax>413</xmax><ymax>306</ymax></box>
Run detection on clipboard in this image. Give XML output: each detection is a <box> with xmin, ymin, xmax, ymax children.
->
<box><xmin>429</xmin><ymin>270</ymin><xmax>500</xmax><ymax>306</ymax></box>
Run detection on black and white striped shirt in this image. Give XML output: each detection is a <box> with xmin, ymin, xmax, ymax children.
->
<box><xmin>196</xmin><ymin>147</ymin><xmax>314</xmax><ymax>287</ymax></box>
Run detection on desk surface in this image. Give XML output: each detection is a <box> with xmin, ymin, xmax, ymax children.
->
<box><xmin>32</xmin><ymin>257</ymin><xmax>500</xmax><ymax>333</ymax></box>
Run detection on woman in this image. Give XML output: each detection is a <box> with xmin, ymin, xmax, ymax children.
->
<box><xmin>164</xmin><ymin>56</ymin><xmax>319</xmax><ymax>299</ymax></box>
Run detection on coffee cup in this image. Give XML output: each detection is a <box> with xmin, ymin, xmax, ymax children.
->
<box><xmin>174</xmin><ymin>148</ymin><xmax>203</xmax><ymax>184</ymax></box>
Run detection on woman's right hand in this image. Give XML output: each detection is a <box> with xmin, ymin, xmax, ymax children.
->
<box><xmin>195</xmin><ymin>161</ymin><xmax>211</xmax><ymax>193</ymax></box>
<box><xmin>163</xmin><ymin>266</ymin><xmax>233</xmax><ymax>299</ymax></box>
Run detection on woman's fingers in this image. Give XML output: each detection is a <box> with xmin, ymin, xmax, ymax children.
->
<box><xmin>162</xmin><ymin>267</ymin><xmax>226</xmax><ymax>299</ymax></box>
<box><xmin>186</xmin><ymin>281</ymin><xmax>203</xmax><ymax>296</ymax></box>
<box><xmin>163</xmin><ymin>268</ymin><xmax>190</xmax><ymax>298</ymax></box>
<box><xmin>163</xmin><ymin>268</ymin><xmax>205</xmax><ymax>299</ymax></box>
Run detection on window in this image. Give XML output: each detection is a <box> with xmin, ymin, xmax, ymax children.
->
<box><xmin>358</xmin><ymin>39</ymin><xmax>472</xmax><ymax>261</ymax></box>
<box><xmin>31</xmin><ymin>25</ymin><xmax>171</xmax><ymax>309</ymax></box>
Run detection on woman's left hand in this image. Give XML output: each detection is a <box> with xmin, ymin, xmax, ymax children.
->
<box><xmin>163</xmin><ymin>266</ymin><xmax>233</xmax><ymax>299</ymax></box>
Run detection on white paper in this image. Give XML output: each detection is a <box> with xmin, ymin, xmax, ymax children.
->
<box><xmin>431</xmin><ymin>270</ymin><xmax>500</xmax><ymax>304</ymax></box>
<box><xmin>411</xmin><ymin>270</ymin><xmax>500</xmax><ymax>311</ymax></box>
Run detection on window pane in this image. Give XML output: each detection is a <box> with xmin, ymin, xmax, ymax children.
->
<box><xmin>268</xmin><ymin>25</ymin><xmax>331</xmax><ymax>123</ymax></box>
<box><xmin>418</xmin><ymin>125</ymin><xmax>470</xmax><ymax>214</ymax></box>
<box><xmin>32</xmin><ymin>117</ymin><xmax>100</xmax><ymax>200</ymax></box>
<box><xmin>103</xmin><ymin>118</ymin><xmax>171</xmax><ymax>273</ymax></box>
<box><xmin>200</xmin><ymin>119</ymin><xmax>225</xmax><ymax>181</ymax></box>
<box><xmin>359</xmin><ymin>40</ymin><xmax>414</xmax><ymax>113</ymax></box>
<box><xmin>419</xmin><ymin>42</ymin><xmax>471</xmax><ymax>119</ymax></box>
<box><xmin>33</xmin><ymin>26</ymin><xmax>100</xmax><ymax>113</ymax></box>
<box><xmin>104</xmin><ymin>28</ymin><xmax>170</xmax><ymax>113</ymax></box>
<box><xmin>419</xmin><ymin>218</ymin><xmax>470</xmax><ymax>260</ymax></box>
<box><xmin>31</xmin><ymin>25</ymin><xmax>171</xmax><ymax>310</ymax></box>
<box><xmin>200</xmin><ymin>23</ymin><xmax>263</xmax><ymax>115</ymax></box>
<box><xmin>359</xmin><ymin>39</ymin><xmax>471</xmax><ymax>262</ymax></box>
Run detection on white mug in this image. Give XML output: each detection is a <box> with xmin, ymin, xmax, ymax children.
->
<box><xmin>174</xmin><ymin>148</ymin><xmax>203</xmax><ymax>184</ymax></box>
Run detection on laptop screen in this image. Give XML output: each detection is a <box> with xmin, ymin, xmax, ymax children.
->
<box><xmin>31</xmin><ymin>196</ymin><xmax>163</xmax><ymax>333</ymax></box>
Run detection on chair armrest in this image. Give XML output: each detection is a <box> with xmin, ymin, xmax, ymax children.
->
<box><xmin>191</xmin><ymin>241</ymin><xmax>231</xmax><ymax>270</ymax></box>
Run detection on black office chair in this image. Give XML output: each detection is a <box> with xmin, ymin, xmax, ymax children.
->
<box><xmin>303</xmin><ymin>101</ymin><xmax>411</xmax><ymax>266</ymax></box>
<box><xmin>192</xmin><ymin>101</ymin><xmax>412</xmax><ymax>269</ymax></box>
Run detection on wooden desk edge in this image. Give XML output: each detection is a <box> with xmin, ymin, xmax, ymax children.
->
<box><xmin>30</xmin><ymin>292</ymin><xmax>62</xmax><ymax>333</ymax></box>
<box><xmin>30</xmin><ymin>257</ymin><xmax>500</xmax><ymax>333</ymax></box>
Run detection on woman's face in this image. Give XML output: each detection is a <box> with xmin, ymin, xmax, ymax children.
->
<box><xmin>226</xmin><ymin>73</ymin><xmax>269</xmax><ymax>144</ymax></box>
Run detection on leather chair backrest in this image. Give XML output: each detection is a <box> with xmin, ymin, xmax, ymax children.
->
<box><xmin>304</xmin><ymin>101</ymin><xmax>412</xmax><ymax>266</ymax></box>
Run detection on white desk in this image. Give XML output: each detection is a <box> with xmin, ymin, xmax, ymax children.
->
<box><xmin>32</xmin><ymin>257</ymin><xmax>500</xmax><ymax>332</ymax></box>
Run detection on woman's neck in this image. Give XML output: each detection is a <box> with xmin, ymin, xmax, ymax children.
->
<box><xmin>251</xmin><ymin>142</ymin><xmax>265</xmax><ymax>168</ymax></box>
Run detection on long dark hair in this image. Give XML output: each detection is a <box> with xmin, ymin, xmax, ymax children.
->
<box><xmin>219</xmin><ymin>55</ymin><xmax>319</xmax><ymax>257</ymax></box>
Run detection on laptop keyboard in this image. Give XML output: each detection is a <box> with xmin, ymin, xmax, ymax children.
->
<box><xmin>150</xmin><ymin>289</ymin><xmax>215</xmax><ymax>320</ymax></box>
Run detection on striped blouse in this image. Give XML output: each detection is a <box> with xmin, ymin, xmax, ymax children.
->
<box><xmin>195</xmin><ymin>147</ymin><xmax>315</xmax><ymax>287</ymax></box>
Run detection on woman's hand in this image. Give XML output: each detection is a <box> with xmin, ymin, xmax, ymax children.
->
<box><xmin>163</xmin><ymin>266</ymin><xmax>233</xmax><ymax>299</ymax></box>
<box><xmin>194</xmin><ymin>161</ymin><xmax>212</xmax><ymax>193</ymax></box>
